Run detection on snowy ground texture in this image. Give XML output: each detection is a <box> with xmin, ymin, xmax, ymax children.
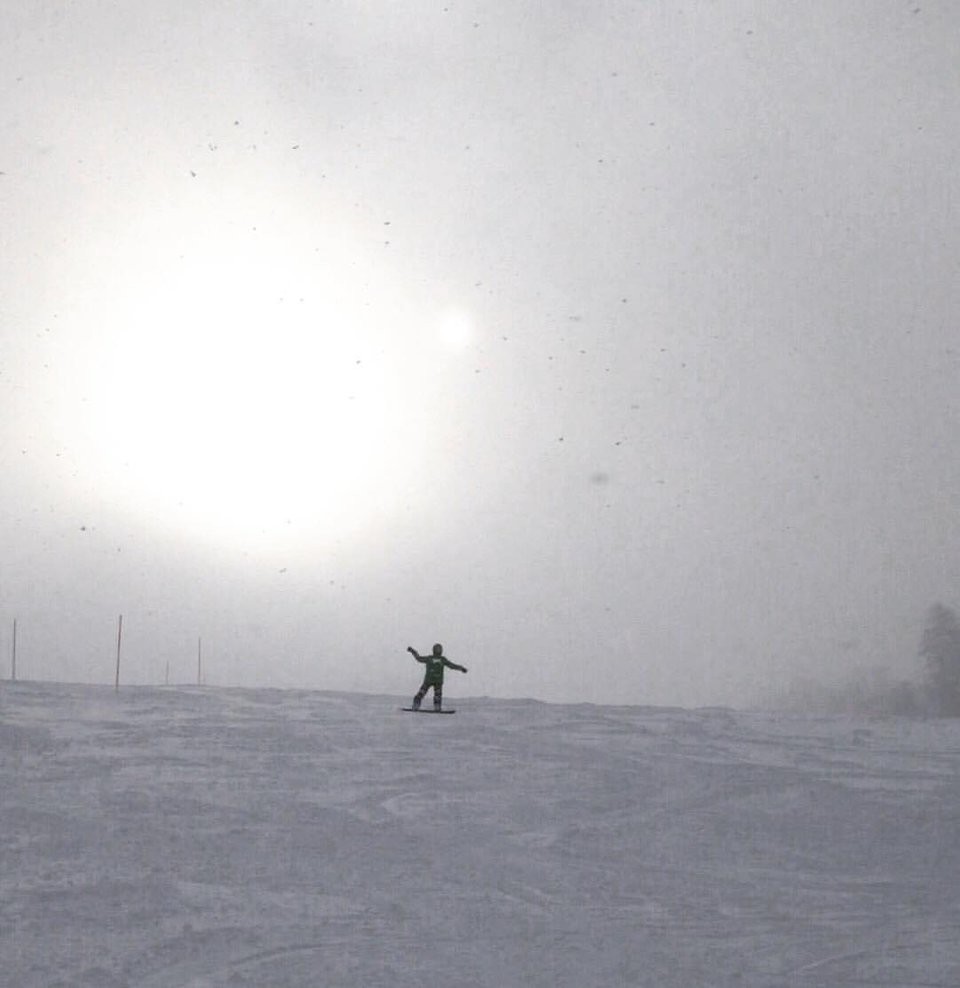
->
<box><xmin>3</xmin><ymin>684</ymin><xmax>960</xmax><ymax>988</ymax></box>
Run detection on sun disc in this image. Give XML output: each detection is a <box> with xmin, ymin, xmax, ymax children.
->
<box><xmin>67</xmin><ymin>216</ymin><xmax>427</xmax><ymax>553</ymax></box>
<box><xmin>435</xmin><ymin>307</ymin><xmax>475</xmax><ymax>351</ymax></box>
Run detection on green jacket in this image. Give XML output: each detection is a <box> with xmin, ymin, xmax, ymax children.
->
<box><xmin>410</xmin><ymin>649</ymin><xmax>467</xmax><ymax>685</ymax></box>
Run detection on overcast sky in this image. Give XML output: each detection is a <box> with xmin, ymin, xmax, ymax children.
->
<box><xmin>2</xmin><ymin>1</ymin><xmax>958</xmax><ymax>706</ymax></box>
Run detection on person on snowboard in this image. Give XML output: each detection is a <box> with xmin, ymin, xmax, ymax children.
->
<box><xmin>407</xmin><ymin>643</ymin><xmax>467</xmax><ymax>711</ymax></box>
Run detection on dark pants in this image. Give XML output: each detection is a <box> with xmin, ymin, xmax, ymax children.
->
<box><xmin>413</xmin><ymin>680</ymin><xmax>443</xmax><ymax>710</ymax></box>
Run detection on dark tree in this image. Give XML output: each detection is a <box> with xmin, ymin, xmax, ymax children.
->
<box><xmin>920</xmin><ymin>603</ymin><xmax>960</xmax><ymax>716</ymax></box>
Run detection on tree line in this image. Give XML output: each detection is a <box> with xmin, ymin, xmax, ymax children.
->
<box><xmin>919</xmin><ymin>602</ymin><xmax>960</xmax><ymax>716</ymax></box>
<box><xmin>774</xmin><ymin>602</ymin><xmax>960</xmax><ymax>717</ymax></box>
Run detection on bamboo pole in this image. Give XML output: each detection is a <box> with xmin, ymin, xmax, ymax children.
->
<box><xmin>115</xmin><ymin>614</ymin><xmax>123</xmax><ymax>691</ymax></box>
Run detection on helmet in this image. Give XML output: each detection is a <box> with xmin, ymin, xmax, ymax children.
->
<box><xmin>432</xmin><ymin>643</ymin><xmax>443</xmax><ymax>655</ymax></box>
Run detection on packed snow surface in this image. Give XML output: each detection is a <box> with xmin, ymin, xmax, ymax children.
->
<box><xmin>3</xmin><ymin>683</ymin><xmax>960</xmax><ymax>987</ymax></box>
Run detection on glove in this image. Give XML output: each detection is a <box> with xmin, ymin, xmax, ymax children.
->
<box><xmin>406</xmin><ymin>646</ymin><xmax>416</xmax><ymax>655</ymax></box>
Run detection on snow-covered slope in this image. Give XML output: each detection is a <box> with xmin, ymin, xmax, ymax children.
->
<box><xmin>2</xmin><ymin>683</ymin><xmax>959</xmax><ymax>987</ymax></box>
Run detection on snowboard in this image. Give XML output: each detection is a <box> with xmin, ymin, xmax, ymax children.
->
<box><xmin>401</xmin><ymin>708</ymin><xmax>456</xmax><ymax>714</ymax></box>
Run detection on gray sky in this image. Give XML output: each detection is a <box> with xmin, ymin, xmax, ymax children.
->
<box><xmin>2</xmin><ymin>1</ymin><xmax>958</xmax><ymax>706</ymax></box>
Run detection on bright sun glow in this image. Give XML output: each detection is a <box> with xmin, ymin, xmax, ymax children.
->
<box><xmin>435</xmin><ymin>307</ymin><xmax>475</xmax><ymax>351</ymax></box>
<box><xmin>61</xmin><ymin>197</ymin><xmax>470</xmax><ymax>554</ymax></box>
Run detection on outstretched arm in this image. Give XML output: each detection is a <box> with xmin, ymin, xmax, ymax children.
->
<box><xmin>443</xmin><ymin>658</ymin><xmax>468</xmax><ymax>673</ymax></box>
<box><xmin>407</xmin><ymin>646</ymin><xmax>426</xmax><ymax>664</ymax></box>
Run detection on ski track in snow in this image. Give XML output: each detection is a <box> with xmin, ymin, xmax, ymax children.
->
<box><xmin>2</xmin><ymin>683</ymin><xmax>960</xmax><ymax>987</ymax></box>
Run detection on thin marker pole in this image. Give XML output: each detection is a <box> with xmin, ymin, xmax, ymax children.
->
<box><xmin>197</xmin><ymin>636</ymin><xmax>203</xmax><ymax>686</ymax></box>
<box><xmin>115</xmin><ymin>614</ymin><xmax>123</xmax><ymax>691</ymax></box>
<box><xmin>11</xmin><ymin>618</ymin><xmax>17</xmax><ymax>682</ymax></box>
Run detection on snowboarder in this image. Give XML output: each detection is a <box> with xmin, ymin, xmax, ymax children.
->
<box><xmin>407</xmin><ymin>643</ymin><xmax>467</xmax><ymax>711</ymax></box>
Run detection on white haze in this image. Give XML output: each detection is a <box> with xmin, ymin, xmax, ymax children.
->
<box><xmin>2</xmin><ymin>3</ymin><xmax>959</xmax><ymax>706</ymax></box>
